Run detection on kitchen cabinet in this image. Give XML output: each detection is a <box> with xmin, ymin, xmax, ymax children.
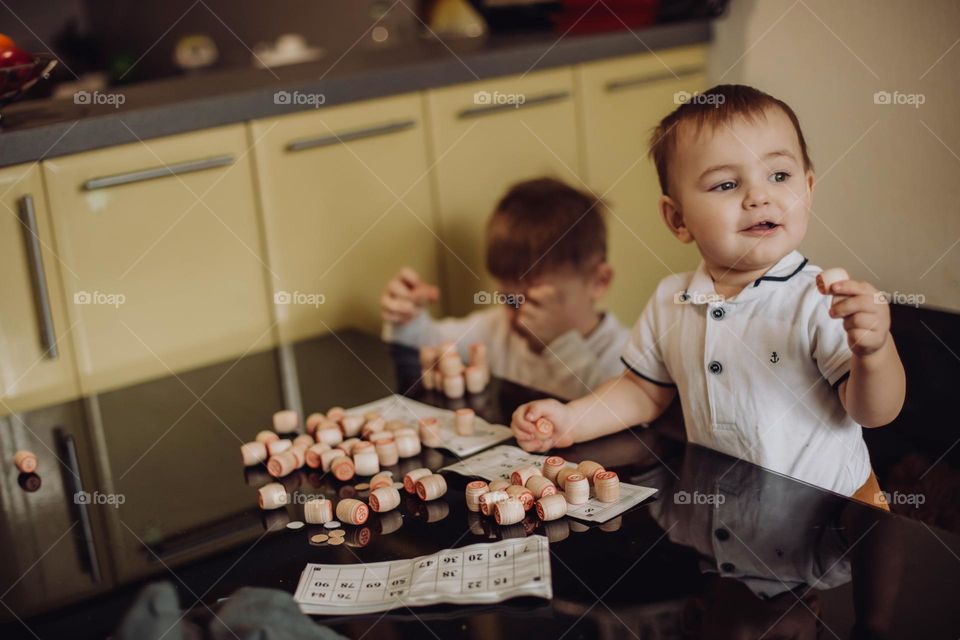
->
<box><xmin>250</xmin><ymin>93</ymin><xmax>440</xmax><ymax>343</ymax></box>
<box><xmin>43</xmin><ymin>125</ymin><xmax>274</xmax><ymax>394</ymax></box>
<box><xmin>0</xmin><ymin>163</ymin><xmax>80</xmax><ymax>415</ymax></box>
<box><xmin>425</xmin><ymin>68</ymin><xmax>581</xmax><ymax>316</ymax></box>
<box><xmin>577</xmin><ymin>45</ymin><xmax>707</xmax><ymax>323</ymax></box>
<box><xmin>0</xmin><ymin>400</ymin><xmax>109</xmax><ymax>616</ymax></box>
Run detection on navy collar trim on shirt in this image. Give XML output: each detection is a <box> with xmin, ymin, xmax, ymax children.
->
<box><xmin>751</xmin><ymin>257</ymin><xmax>809</xmax><ymax>287</ymax></box>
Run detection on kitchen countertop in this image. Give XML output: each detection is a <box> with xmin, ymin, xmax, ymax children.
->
<box><xmin>0</xmin><ymin>329</ymin><xmax>957</xmax><ymax>639</ymax></box>
<box><xmin>0</xmin><ymin>20</ymin><xmax>711</xmax><ymax>168</ymax></box>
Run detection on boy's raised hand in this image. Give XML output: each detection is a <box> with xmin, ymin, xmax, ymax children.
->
<box><xmin>381</xmin><ymin>267</ymin><xmax>439</xmax><ymax>325</ymax></box>
<box><xmin>827</xmin><ymin>280</ymin><xmax>891</xmax><ymax>357</ymax></box>
<box><xmin>511</xmin><ymin>399</ymin><xmax>576</xmax><ymax>452</ymax></box>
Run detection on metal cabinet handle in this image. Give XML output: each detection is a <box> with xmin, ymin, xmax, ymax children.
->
<box><xmin>82</xmin><ymin>154</ymin><xmax>236</xmax><ymax>190</ymax></box>
<box><xmin>457</xmin><ymin>90</ymin><xmax>571</xmax><ymax>119</ymax></box>
<box><xmin>286</xmin><ymin>120</ymin><xmax>417</xmax><ymax>152</ymax></box>
<box><xmin>58</xmin><ymin>428</ymin><xmax>102</xmax><ymax>584</ymax></box>
<box><xmin>19</xmin><ymin>194</ymin><xmax>58</xmax><ymax>360</ymax></box>
<box><xmin>604</xmin><ymin>66</ymin><xmax>704</xmax><ymax>93</ymax></box>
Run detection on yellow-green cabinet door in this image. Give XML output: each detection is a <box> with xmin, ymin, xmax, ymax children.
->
<box><xmin>250</xmin><ymin>93</ymin><xmax>440</xmax><ymax>343</ymax></box>
<box><xmin>577</xmin><ymin>45</ymin><xmax>707</xmax><ymax>324</ymax></box>
<box><xmin>43</xmin><ymin>125</ymin><xmax>274</xmax><ymax>394</ymax></box>
<box><xmin>426</xmin><ymin>68</ymin><xmax>580</xmax><ymax>316</ymax></box>
<box><xmin>0</xmin><ymin>164</ymin><xmax>80</xmax><ymax>414</ymax></box>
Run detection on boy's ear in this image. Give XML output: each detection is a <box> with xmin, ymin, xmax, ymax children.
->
<box><xmin>659</xmin><ymin>194</ymin><xmax>693</xmax><ymax>243</ymax></box>
<box><xmin>589</xmin><ymin>261</ymin><xmax>614</xmax><ymax>300</ymax></box>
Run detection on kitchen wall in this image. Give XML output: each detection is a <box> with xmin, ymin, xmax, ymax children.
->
<box><xmin>709</xmin><ymin>0</ymin><xmax>960</xmax><ymax>312</ymax></box>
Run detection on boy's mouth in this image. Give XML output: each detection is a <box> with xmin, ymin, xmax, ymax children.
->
<box><xmin>741</xmin><ymin>220</ymin><xmax>782</xmax><ymax>235</ymax></box>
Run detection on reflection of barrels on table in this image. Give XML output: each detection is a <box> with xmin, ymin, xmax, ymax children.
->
<box><xmin>244</xmin><ymin>467</ymin><xmax>271</xmax><ymax>488</ymax></box>
<box><xmin>411</xmin><ymin>499</ymin><xmax>449</xmax><ymax>523</ymax></box>
<box><xmin>568</xmin><ymin>520</ymin><xmax>590</xmax><ymax>534</ymax></box>
<box><xmin>262</xmin><ymin>509</ymin><xmax>290</xmax><ymax>532</ymax></box>
<box><xmin>372</xmin><ymin>510</ymin><xmax>403</xmax><ymax>535</ymax></box>
<box><xmin>279</xmin><ymin>472</ymin><xmax>302</xmax><ymax>493</ymax></box>
<box><xmin>498</xmin><ymin>523</ymin><xmax>527</xmax><ymax>539</ymax></box>
<box><xmin>345</xmin><ymin>526</ymin><xmax>372</xmax><ymax>548</ymax></box>
<box><xmin>540</xmin><ymin>518</ymin><xmax>570</xmax><ymax>543</ymax></box>
<box><xmin>599</xmin><ymin>516</ymin><xmax>622</xmax><ymax>533</ymax></box>
<box><xmin>18</xmin><ymin>472</ymin><xmax>41</xmax><ymax>492</ymax></box>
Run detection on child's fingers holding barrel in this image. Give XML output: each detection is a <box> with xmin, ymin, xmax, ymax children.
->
<box><xmin>511</xmin><ymin>402</ymin><xmax>539</xmax><ymax>442</ymax></box>
<box><xmin>398</xmin><ymin>267</ymin><xmax>439</xmax><ymax>306</ymax></box>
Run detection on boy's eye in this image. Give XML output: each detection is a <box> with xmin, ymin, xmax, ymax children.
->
<box><xmin>711</xmin><ymin>181</ymin><xmax>737</xmax><ymax>192</ymax></box>
<box><xmin>770</xmin><ymin>171</ymin><xmax>791</xmax><ymax>183</ymax></box>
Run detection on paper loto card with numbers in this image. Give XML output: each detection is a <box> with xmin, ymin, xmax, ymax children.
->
<box><xmin>346</xmin><ymin>394</ymin><xmax>512</xmax><ymax>457</ymax></box>
<box><xmin>294</xmin><ymin>536</ymin><xmax>552</xmax><ymax>615</ymax></box>
<box><xmin>440</xmin><ymin>445</ymin><xmax>658</xmax><ymax>523</ymax></box>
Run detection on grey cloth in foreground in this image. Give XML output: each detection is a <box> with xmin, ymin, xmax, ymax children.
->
<box><xmin>114</xmin><ymin>582</ymin><xmax>347</xmax><ymax>640</ymax></box>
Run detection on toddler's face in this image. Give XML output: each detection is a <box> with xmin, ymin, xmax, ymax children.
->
<box><xmin>662</xmin><ymin>106</ymin><xmax>814</xmax><ymax>274</ymax></box>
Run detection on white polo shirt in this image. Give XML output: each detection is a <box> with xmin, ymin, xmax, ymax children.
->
<box><xmin>622</xmin><ymin>250</ymin><xmax>872</xmax><ymax>496</ymax></box>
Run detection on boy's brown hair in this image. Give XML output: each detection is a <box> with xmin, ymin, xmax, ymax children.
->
<box><xmin>649</xmin><ymin>84</ymin><xmax>814</xmax><ymax>196</ymax></box>
<box><xmin>485</xmin><ymin>177</ymin><xmax>607</xmax><ymax>282</ymax></box>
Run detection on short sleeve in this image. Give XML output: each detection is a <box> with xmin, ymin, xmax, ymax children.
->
<box><xmin>621</xmin><ymin>289</ymin><xmax>676</xmax><ymax>387</ymax></box>
<box><xmin>807</xmin><ymin>288</ymin><xmax>853</xmax><ymax>388</ymax></box>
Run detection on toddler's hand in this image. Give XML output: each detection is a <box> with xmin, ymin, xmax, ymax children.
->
<box><xmin>380</xmin><ymin>267</ymin><xmax>439</xmax><ymax>325</ymax></box>
<box><xmin>828</xmin><ymin>279</ymin><xmax>891</xmax><ymax>357</ymax></box>
<box><xmin>511</xmin><ymin>399</ymin><xmax>575</xmax><ymax>452</ymax></box>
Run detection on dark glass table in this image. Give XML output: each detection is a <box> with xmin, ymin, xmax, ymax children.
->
<box><xmin>1</xmin><ymin>330</ymin><xmax>958</xmax><ymax>639</ymax></box>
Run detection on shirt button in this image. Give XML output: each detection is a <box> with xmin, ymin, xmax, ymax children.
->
<box><xmin>721</xmin><ymin>562</ymin><xmax>736</xmax><ymax>573</ymax></box>
<box><xmin>711</xmin><ymin>307</ymin><xmax>725</xmax><ymax>320</ymax></box>
<box><xmin>714</xmin><ymin>528</ymin><xmax>730</xmax><ymax>541</ymax></box>
<box><xmin>708</xmin><ymin>361</ymin><xmax>723</xmax><ymax>375</ymax></box>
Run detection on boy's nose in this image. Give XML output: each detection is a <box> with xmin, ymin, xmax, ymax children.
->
<box><xmin>743</xmin><ymin>186</ymin><xmax>771</xmax><ymax>209</ymax></box>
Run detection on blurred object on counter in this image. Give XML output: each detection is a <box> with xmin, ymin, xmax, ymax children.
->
<box><xmin>51</xmin><ymin>72</ymin><xmax>109</xmax><ymax>100</ymax></box>
<box><xmin>466</xmin><ymin>0</ymin><xmax>561</xmax><ymax>33</ymax></box>
<box><xmin>253</xmin><ymin>34</ymin><xmax>324</xmax><ymax>70</ymax></box>
<box><xmin>0</xmin><ymin>32</ymin><xmax>59</xmax><ymax>117</ymax></box>
<box><xmin>657</xmin><ymin>0</ymin><xmax>728</xmax><ymax>22</ymax></box>
<box><xmin>468</xmin><ymin>0</ymin><xmax>726</xmax><ymax>34</ymax></box>
<box><xmin>173</xmin><ymin>34</ymin><xmax>219</xmax><ymax>72</ymax></box>
<box><xmin>551</xmin><ymin>0</ymin><xmax>657</xmax><ymax>34</ymax></box>
<box><xmin>422</xmin><ymin>0</ymin><xmax>488</xmax><ymax>39</ymax></box>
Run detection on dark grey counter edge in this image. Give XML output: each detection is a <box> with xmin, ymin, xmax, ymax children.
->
<box><xmin>0</xmin><ymin>21</ymin><xmax>711</xmax><ymax>168</ymax></box>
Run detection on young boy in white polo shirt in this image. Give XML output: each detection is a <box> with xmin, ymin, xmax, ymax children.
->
<box><xmin>511</xmin><ymin>85</ymin><xmax>906</xmax><ymax>504</ymax></box>
<box><xmin>382</xmin><ymin>177</ymin><xmax>629</xmax><ymax>400</ymax></box>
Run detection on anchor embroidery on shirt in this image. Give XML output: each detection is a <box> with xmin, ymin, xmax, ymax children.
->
<box><xmin>770</xmin><ymin>351</ymin><xmax>780</xmax><ymax>364</ymax></box>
